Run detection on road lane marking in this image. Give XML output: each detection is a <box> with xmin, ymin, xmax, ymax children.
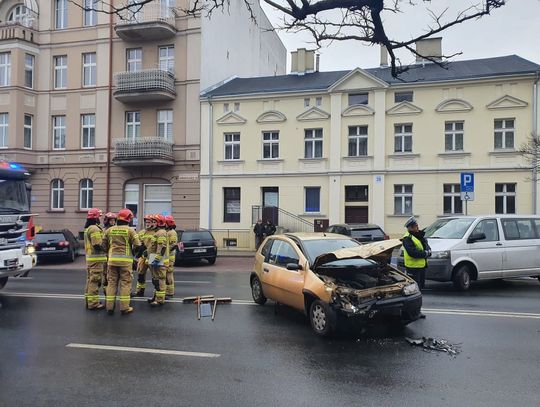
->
<box><xmin>146</xmin><ymin>280</ymin><xmax>212</xmax><ymax>284</ymax></box>
<box><xmin>66</xmin><ymin>343</ymin><xmax>220</xmax><ymax>358</ymax></box>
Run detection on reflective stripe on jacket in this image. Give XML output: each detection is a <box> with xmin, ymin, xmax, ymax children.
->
<box><xmin>167</xmin><ymin>229</ymin><xmax>178</xmax><ymax>261</ymax></box>
<box><xmin>403</xmin><ymin>232</ymin><xmax>427</xmax><ymax>269</ymax></box>
<box><xmin>154</xmin><ymin>228</ymin><xmax>169</xmax><ymax>265</ymax></box>
<box><xmin>84</xmin><ymin>224</ymin><xmax>107</xmax><ymax>263</ymax></box>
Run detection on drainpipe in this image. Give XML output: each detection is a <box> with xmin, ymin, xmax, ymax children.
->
<box><xmin>533</xmin><ymin>72</ymin><xmax>540</xmax><ymax>214</ymax></box>
<box><xmin>208</xmin><ymin>97</ymin><xmax>214</xmax><ymax>230</ymax></box>
<box><xmin>105</xmin><ymin>9</ymin><xmax>114</xmax><ymax>212</ymax></box>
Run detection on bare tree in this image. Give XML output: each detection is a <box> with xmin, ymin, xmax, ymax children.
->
<box><xmin>519</xmin><ymin>134</ymin><xmax>540</xmax><ymax>175</ymax></box>
<box><xmin>71</xmin><ymin>0</ymin><xmax>507</xmax><ymax>77</ymax></box>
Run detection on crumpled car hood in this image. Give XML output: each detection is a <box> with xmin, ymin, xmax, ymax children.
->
<box><xmin>312</xmin><ymin>239</ymin><xmax>402</xmax><ymax>270</ymax></box>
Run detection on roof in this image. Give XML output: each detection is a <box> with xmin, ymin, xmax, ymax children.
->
<box><xmin>203</xmin><ymin>55</ymin><xmax>540</xmax><ymax>98</ymax></box>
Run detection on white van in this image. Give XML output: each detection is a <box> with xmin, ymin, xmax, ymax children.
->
<box><xmin>398</xmin><ymin>215</ymin><xmax>540</xmax><ymax>290</ymax></box>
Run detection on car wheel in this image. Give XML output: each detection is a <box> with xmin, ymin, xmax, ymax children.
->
<box><xmin>207</xmin><ymin>257</ymin><xmax>216</xmax><ymax>265</ymax></box>
<box><xmin>453</xmin><ymin>265</ymin><xmax>472</xmax><ymax>291</ymax></box>
<box><xmin>68</xmin><ymin>249</ymin><xmax>76</xmax><ymax>263</ymax></box>
<box><xmin>309</xmin><ymin>300</ymin><xmax>336</xmax><ymax>337</ymax></box>
<box><xmin>250</xmin><ymin>276</ymin><xmax>267</xmax><ymax>305</ymax></box>
<box><xmin>0</xmin><ymin>277</ymin><xmax>7</xmax><ymax>289</ymax></box>
<box><xmin>537</xmin><ymin>276</ymin><xmax>540</xmax><ymax>283</ymax></box>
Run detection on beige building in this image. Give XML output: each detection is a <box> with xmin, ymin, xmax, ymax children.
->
<box><xmin>200</xmin><ymin>44</ymin><xmax>540</xmax><ymax>248</ymax></box>
<box><xmin>0</xmin><ymin>0</ymin><xmax>285</xmax><ymax>234</ymax></box>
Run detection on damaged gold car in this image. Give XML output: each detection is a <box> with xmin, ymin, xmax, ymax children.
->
<box><xmin>250</xmin><ymin>233</ymin><xmax>422</xmax><ymax>336</ymax></box>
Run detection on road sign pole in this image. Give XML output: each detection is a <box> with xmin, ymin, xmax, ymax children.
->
<box><xmin>465</xmin><ymin>198</ymin><xmax>468</xmax><ymax>216</ymax></box>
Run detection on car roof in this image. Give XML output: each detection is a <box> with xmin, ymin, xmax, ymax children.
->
<box><xmin>178</xmin><ymin>228</ymin><xmax>212</xmax><ymax>232</ymax></box>
<box><xmin>283</xmin><ymin>232</ymin><xmax>352</xmax><ymax>241</ymax></box>
<box><xmin>330</xmin><ymin>223</ymin><xmax>382</xmax><ymax>229</ymax></box>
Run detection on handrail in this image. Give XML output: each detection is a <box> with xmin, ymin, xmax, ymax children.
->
<box><xmin>252</xmin><ymin>205</ymin><xmax>315</xmax><ymax>233</ymax></box>
<box><xmin>113</xmin><ymin>137</ymin><xmax>173</xmax><ymax>161</ymax></box>
<box><xmin>114</xmin><ymin>69</ymin><xmax>176</xmax><ymax>95</ymax></box>
<box><xmin>115</xmin><ymin>3</ymin><xmax>176</xmax><ymax>26</ymax></box>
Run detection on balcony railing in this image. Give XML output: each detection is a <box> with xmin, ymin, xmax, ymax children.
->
<box><xmin>115</xmin><ymin>2</ymin><xmax>176</xmax><ymax>41</ymax></box>
<box><xmin>113</xmin><ymin>138</ymin><xmax>174</xmax><ymax>166</ymax></box>
<box><xmin>0</xmin><ymin>20</ymin><xmax>37</xmax><ymax>42</ymax></box>
<box><xmin>114</xmin><ymin>69</ymin><xmax>176</xmax><ymax>102</ymax></box>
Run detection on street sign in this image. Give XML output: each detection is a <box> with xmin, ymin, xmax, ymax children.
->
<box><xmin>460</xmin><ymin>191</ymin><xmax>475</xmax><ymax>201</ymax></box>
<box><xmin>461</xmin><ymin>172</ymin><xmax>474</xmax><ymax>193</ymax></box>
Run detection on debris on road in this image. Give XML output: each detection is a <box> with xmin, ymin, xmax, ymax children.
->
<box><xmin>182</xmin><ymin>295</ymin><xmax>232</xmax><ymax>321</ymax></box>
<box><xmin>405</xmin><ymin>336</ymin><xmax>461</xmax><ymax>357</ymax></box>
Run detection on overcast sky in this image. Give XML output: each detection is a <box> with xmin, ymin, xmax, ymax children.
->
<box><xmin>260</xmin><ymin>0</ymin><xmax>540</xmax><ymax>72</ymax></box>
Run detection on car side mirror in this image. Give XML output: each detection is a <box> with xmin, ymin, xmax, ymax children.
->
<box><xmin>467</xmin><ymin>232</ymin><xmax>486</xmax><ymax>243</ymax></box>
<box><xmin>286</xmin><ymin>263</ymin><xmax>302</xmax><ymax>271</ymax></box>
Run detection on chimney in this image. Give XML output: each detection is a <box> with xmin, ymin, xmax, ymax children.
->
<box><xmin>291</xmin><ymin>48</ymin><xmax>316</xmax><ymax>75</ymax></box>
<box><xmin>415</xmin><ymin>37</ymin><xmax>442</xmax><ymax>64</ymax></box>
<box><xmin>380</xmin><ymin>45</ymin><xmax>388</xmax><ymax>67</ymax></box>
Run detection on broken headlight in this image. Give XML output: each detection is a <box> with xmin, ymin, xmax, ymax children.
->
<box><xmin>402</xmin><ymin>282</ymin><xmax>419</xmax><ymax>296</ymax></box>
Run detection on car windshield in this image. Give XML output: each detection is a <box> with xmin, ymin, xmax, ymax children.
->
<box><xmin>181</xmin><ymin>231</ymin><xmax>213</xmax><ymax>241</ymax></box>
<box><xmin>424</xmin><ymin>218</ymin><xmax>475</xmax><ymax>239</ymax></box>
<box><xmin>0</xmin><ymin>179</ymin><xmax>29</xmax><ymax>213</ymax></box>
<box><xmin>351</xmin><ymin>228</ymin><xmax>384</xmax><ymax>239</ymax></box>
<box><xmin>302</xmin><ymin>239</ymin><xmax>360</xmax><ymax>264</ymax></box>
<box><xmin>35</xmin><ymin>233</ymin><xmax>65</xmax><ymax>242</ymax></box>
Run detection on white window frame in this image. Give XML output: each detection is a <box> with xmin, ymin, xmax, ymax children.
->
<box><xmin>24</xmin><ymin>114</ymin><xmax>32</xmax><ymax>149</ymax></box>
<box><xmin>394</xmin><ymin>184</ymin><xmax>413</xmax><ymax>215</ymax></box>
<box><xmin>125</xmin><ymin>111</ymin><xmax>141</xmax><ymax>140</ymax></box>
<box><xmin>52</xmin><ymin>115</ymin><xmax>66</xmax><ymax>150</ymax></box>
<box><xmin>234</xmin><ymin>102</ymin><xmax>240</xmax><ymax>112</ymax></box>
<box><xmin>82</xmin><ymin>52</ymin><xmax>96</xmax><ymax>87</ymax></box>
<box><xmin>304</xmin><ymin>98</ymin><xmax>310</xmax><ymax>108</ymax></box>
<box><xmin>347</xmin><ymin>125</ymin><xmax>368</xmax><ymax>157</ymax></box>
<box><xmin>55</xmin><ymin>0</ymin><xmax>68</xmax><ymax>29</ymax></box>
<box><xmin>51</xmin><ymin>179</ymin><xmax>65</xmax><ymax>210</ymax></box>
<box><xmin>24</xmin><ymin>54</ymin><xmax>34</xmax><ymax>89</ymax></box>
<box><xmin>54</xmin><ymin>55</ymin><xmax>67</xmax><ymax>89</ymax></box>
<box><xmin>157</xmin><ymin>110</ymin><xmax>173</xmax><ymax>141</ymax></box>
<box><xmin>0</xmin><ymin>113</ymin><xmax>8</xmax><ymax>148</ymax></box>
<box><xmin>494</xmin><ymin>119</ymin><xmax>515</xmax><ymax>150</ymax></box>
<box><xmin>304</xmin><ymin>128</ymin><xmax>323</xmax><ymax>159</ymax></box>
<box><xmin>315</xmin><ymin>97</ymin><xmax>322</xmax><ymax>107</ymax></box>
<box><xmin>394</xmin><ymin>123</ymin><xmax>413</xmax><ymax>153</ymax></box>
<box><xmin>79</xmin><ymin>179</ymin><xmax>94</xmax><ymax>210</ymax></box>
<box><xmin>81</xmin><ymin>114</ymin><xmax>95</xmax><ymax>149</ymax></box>
<box><xmin>8</xmin><ymin>4</ymin><xmax>29</xmax><ymax>24</ymax></box>
<box><xmin>83</xmin><ymin>0</ymin><xmax>97</xmax><ymax>26</ymax></box>
<box><xmin>126</xmin><ymin>48</ymin><xmax>142</xmax><ymax>72</ymax></box>
<box><xmin>443</xmin><ymin>184</ymin><xmax>462</xmax><ymax>215</ymax></box>
<box><xmin>158</xmin><ymin>45</ymin><xmax>174</xmax><ymax>73</ymax></box>
<box><xmin>224</xmin><ymin>133</ymin><xmax>240</xmax><ymax>160</ymax></box>
<box><xmin>445</xmin><ymin>121</ymin><xmax>464</xmax><ymax>151</ymax></box>
<box><xmin>0</xmin><ymin>52</ymin><xmax>11</xmax><ymax>87</ymax></box>
<box><xmin>262</xmin><ymin>131</ymin><xmax>279</xmax><ymax>159</ymax></box>
<box><xmin>160</xmin><ymin>0</ymin><xmax>176</xmax><ymax>18</ymax></box>
<box><xmin>495</xmin><ymin>183</ymin><xmax>516</xmax><ymax>214</ymax></box>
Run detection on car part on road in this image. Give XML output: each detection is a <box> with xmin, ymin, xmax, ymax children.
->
<box><xmin>453</xmin><ymin>264</ymin><xmax>472</xmax><ymax>291</ymax></box>
<box><xmin>405</xmin><ymin>336</ymin><xmax>461</xmax><ymax>357</ymax></box>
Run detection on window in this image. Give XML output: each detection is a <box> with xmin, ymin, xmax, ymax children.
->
<box><xmin>159</xmin><ymin>46</ymin><xmax>174</xmax><ymax>72</ymax></box>
<box><xmin>494</xmin><ymin>119</ymin><xmax>514</xmax><ymax>149</ymax></box>
<box><xmin>315</xmin><ymin>97</ymin><xmax>322</xmax><ymax>107</ymax></box>
<box><xmin>345</xmin><ymin>185</ymin><xmax>368</xmax><ymax>202</ymax></box>
<box><xmin>51</xmin><ymin>179</ymin><xmax>65</xmax><ymax>210</ymax></box>
<box><xmin>495</xmin><ymin>183</ymin><xmax>516</xmax><ymax>214</ymax></box>
<box><xmin>348</xmin><ymin>125</ymin><xmax>368</xmax><ymax>157</ymax></box>
<box><xmin>234</xmin><ymin>102</ymin><xmax>240</xmax><ymax>112</ymax></box>
<box><xmin>81</xmin><ymin>114</ymin><xmax>95</xmax><ymax>148</ymax></box>
<box><xmin>55</xmin><ymin>0</ymin><xmax>68</xmax><ymax>29</ymax></box>
<box><xmin>224</xmin><ymin>133</ymin><xmax>240</xmax><ymax>160</ymax></box>
<box><xmin>144</xmin><ymin>184</ymin><xmax>172</xmax><ymax>216</ymax></box>
<box><xmin>125</xmin><ymin>111</ymin><xmax>140</xmax><ymax>139</ymax></box>
<box><xmin>79</xmin><ymin>179</ymin><xmax>94</xmax><ymax>210</ymax></box>
<box><xmin>24</xmin><ymin>114</ymin><xmax>32</xmax><ymax>149</ymax></box>
<box><xmin>54</xmin><ymin>56</ymin><xmax>67</xmax><ymax>89</ymax></box>
<box><xmin>445</xmin><ymin>121</ymin><xmax>464</xmax><ymax>151</ymax></box>
<box><xmin>160</xmin><ymin>0</ymin><xmax>176</xmax><ymax>18</ymax></box>
<box><xmin>502</xmin><ymin>219</ymin><xmax>536</xmax><ymax>240</ymax></box>
<box><xmin>8</xmin><ymin>4</ymin><xmax>30</xmax><ymax>25</ymax></box>
<box><xmin>304</xmin><ymin>98</ymin><xmax>310</xmax><ymax>108</ymax></box>
<box><xmin>304</xmin><ymin>128</ymin><xmax>323</xmax><ymax>158</ymax></box>
<box><xmin>0</xmin><ymin>52</ymin><xmax>11</xmax><ymax>86</ymax></box>
<box><xmin>443</xmin><ymin>184</ymin><xmax>462</xmax><ymax>214</ymax></box>
<box><xmin>348</xmin><ymin>93</ymin><xmax>368</xmax><ymax>106</ymax></box>
<box><xmin>472</xmin><ymin>219</ymin><xmax>499</xmax><ymax>242</ymax></box>
<box><xmin>83</xmin><ymin>0</ymin><xmax>97</xmax><ymax>26</ymax></box>
<box><xmin>394</xmin><ymin>124</ymin><xmax>413</xmax><ymax>153</ymax></box>
<box><xmin>126</xmin><ymin>48</ymin><xmax>142</xmax><ymax>72</ymax></box>
<box><xmin>24</xmin><ymin>54</ymin><xmax>34</xmax><ymax>88</ymax></box>
<box><xmin>157</xmin><ymin>110</ymin><xmax>173</xmax><ymax>141</ymax></box>
<box><xmin>268</xmin><ymin>240</ymin><xmax>300</xmax><ymax>268</ymax></box>
<box><xmin>223</xmin><ymin>103</ymin><xmax>229</xmax><ymax>113</ymax></box>
<box><xmin>223</xmin><ymin>187</ymin><xmax>240</xmax><ymax>222</ymax></box>
<box><xmin>0</xmin><ymin>113</ymin><xmax>8</xmax><ymax>148</ymax></box>
<box><xmin>395</xmin><ymin>91</ymin><xmax>413</xmax><ymax>103</ymax></box>
<box><xmin>305</xmin><ymin>187</ymin><xmax>321</xmax><ymax>213</ymax></box>
<box><xmin>52</xmin><ymin>116</ymin><xmax>66</xmax><ymax>149</ymax></box>
<box><xmin>394</xmin><ymin>185</ymin><xmax>413</xmax><ymax>215</ymax></box>
<box><xmin>82</xmin><ymin>52</ymin><xmax>96</xmax><ymax>87</ymax></box>
<box><xmin>262</xmin><ymin>131</ymin><xmax>279</xmax><ymax>159</ymax></box>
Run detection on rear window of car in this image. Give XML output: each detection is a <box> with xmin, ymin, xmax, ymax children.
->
<box><xmin>35</xmin><ymin>233</ymin><xmax>65</xmax><ymax>242</ymax></box>
<box><xmin>181</xmin><ymin>231</ymin><xmax>213</xmax><ymax>241</ymax></box>
<box><xmin>351</xmin><ymin>228</ymin><xmax>384</xmax><ymax>239</ymax></box>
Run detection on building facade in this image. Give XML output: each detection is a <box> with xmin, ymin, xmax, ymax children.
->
<box><xmin>200</xmin><ymin>45</ymin><xmax>540</xmax><ymax>248</ymax></box>
<box><xmin>0</xmin><ymin>0</ymin><xmax>285</xmax><ymax>234</ymax></box>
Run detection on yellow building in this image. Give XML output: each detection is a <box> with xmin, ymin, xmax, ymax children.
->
<box><xmin>200</xmin><ymin>43</ymin><xmax>540</xmax><ymax>248</ymax></box>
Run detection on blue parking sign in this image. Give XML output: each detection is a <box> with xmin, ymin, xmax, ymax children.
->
<box><xmin>461</xmin><ymin>173</ymin><xmax>474</xmax><ymax>193</ymax></box>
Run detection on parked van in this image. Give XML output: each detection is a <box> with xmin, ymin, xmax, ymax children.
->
<box><xmin>397</xmin><ymin>215</ymin><xmax>540</xmax><ymax>290</ymax></box>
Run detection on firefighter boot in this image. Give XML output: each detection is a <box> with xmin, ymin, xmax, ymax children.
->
<box><xmin>148</xmin><ymin>278</ymin><xmax>163</xmax><ymax>307</ymax></box>
<box><xmin>121</xmin><ymin>307</ymin><xmax>134</xmax><ymax>315</ymax></box>
<box><xmin>132</xmin><ymin>273</ymin><xmax>146</xmax><ymax>297</ymax></box>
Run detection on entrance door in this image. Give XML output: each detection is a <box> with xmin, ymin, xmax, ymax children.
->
<box><xmin>262</xmin><ymin>187</ymin><xmax>279</xmax><ymax>225</ymax></box>
<box><xmin>345</xmin><ymin>206</ymin><xmax>368</xmax><ymax>223</ymax></box>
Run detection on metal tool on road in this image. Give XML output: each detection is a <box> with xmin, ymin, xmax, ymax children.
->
<box><xmin>182</xmin><ymin>295</ymin><xmax>231</xmax><ymax>321</ymax></box>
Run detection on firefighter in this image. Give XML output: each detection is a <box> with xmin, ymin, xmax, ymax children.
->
<box><xmin>165</xmin><ymin>215</ymin><xmax>178</xmax><ymax>299</ymax></box>
<box><xmin>148</xmin><ymin>214</ymin><xmax>168</xmax><ymax>307</ymax></box>
<box><xmin>103</xmin><ymin>212</ymin><xmax>117</xmax><ymax>229</ymax></box>
<box><xmin>132</xmin><ymin>214</ymin><xmax>156</xmax><ymax>297</ymax></box>
<box><xmin>84</xmin><ymin>208</ymin><xmax>107</xmax><ymax>310</ymax></box>
<box><xmin>102</xmin><ymin>209</ymin><xmax>142</xmax><ymax>315</ymax></box>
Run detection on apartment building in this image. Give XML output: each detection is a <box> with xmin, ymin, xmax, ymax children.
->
<box><xmin>0</xmin><ymin>0</ymin><xmax>285</xmax><ymax>233</ymax></box>
<box><xmin>200</xmin><ymin>44</ymin><xmax>540</xmax><ymax>247</ymax></box>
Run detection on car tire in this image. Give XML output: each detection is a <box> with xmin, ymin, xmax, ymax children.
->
<box><xmin>250</xmin><ymin>276</ymin><xmax>267</xmax><ymax>305</ymax></box>
<box><xmin>309</xmin><ymin>300</ymin><xmax>336</xmax><ymax>337</ymax></box>
<box><xmin>68</xmin><ymin>249</ymin><xmax>76</xmax><ymax>263</ymax></box>
<box><xmin>207</xmin><ymin>257</ymin><xmax>216</xmax><ymax>265</ymax></box>
<box><xmin>0</xmin><ymin>277</ymin><xmax>7</xmax><ymax>289</ymax></box>
<box><xmin>537</xmin><ymin>276</ymin><xmax>540</xmax><ymax>283</ymax></box>
<box><xmin>453</xmin><ymin>265</ymin><xmax>472</xmax><ymax>291</ymax></box>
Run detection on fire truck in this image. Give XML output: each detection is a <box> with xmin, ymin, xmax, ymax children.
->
<box><xmin>0</xmin><ymin>161</ymin><xmax>36</xmax><ymax>290</ymax></box>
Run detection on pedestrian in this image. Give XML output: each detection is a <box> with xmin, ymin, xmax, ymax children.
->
<box><xmin>132</xmin><ymin>214</ymin><xmax>156</xmax><ymax>297</ymax></box>
<box><xmin>165</xmin><ymin>215</ymin><xmax>178</xmax><ymax>299</ymax></box>
<box><xmin>83</xmin><ymin>208</ymin><xmax>107</xmax><ymax>310</ymax></box>
<box><xmin>102</xmin><ymin>209</ymin><xmax>142</xmax><ymax>315</ymax></box>
<box><xmin>402</xmin><ymin>216</ymin><xmax>431</xmax><ymax>289</ymax></box>
<box><xmin>264</xmin><ymin>220</ymin><xmax>276</xmax><ymax>237</ymax></box>
<box><xmin>147</xmin><ymin>214</ymin><xmax>168</xmax><ymax>307</ymax></box>
<box><xmin>253</xmin><ymin>219</ymin><xmax>265</xmax><ymax>249</ymax></box>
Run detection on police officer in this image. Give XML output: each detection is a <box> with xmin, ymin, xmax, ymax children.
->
<box><xmin>102</xmin><ymin>209</ymin><xmax>141</xmax><ymax>315</ymax></box>
<box><xmin>133</xmin><ymin>214</ymin><xmax>156</xmax><ymax>297</ymax></box>
<box><xmin>165</xmin><ymin>215</ymin><xmax>178</xmax><ymax>299</ymax></box>
<box><xmin>148</xmin><ymin>214</ymin><xmax>168</xmax><ymax>307</ymax></box>
<box><xmin>84</xmin><ymin>208</ymin><xmax>107</xmax><ymax>310</ymax></box>
<box><xmin>402</xmin><ymin>216</ymin><xmax>431</xmax><ymax>290</ymax></box>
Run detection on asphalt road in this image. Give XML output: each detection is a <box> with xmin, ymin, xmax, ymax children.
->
<box><xmin>1</xmin><ymin>257</ymin><xmax>540</xmax><ymax>407</ymax></box>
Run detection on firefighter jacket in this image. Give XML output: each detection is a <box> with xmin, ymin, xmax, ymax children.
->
<box><xmin>103</xmin><ymin>225</ymin><xmax>141</xmax><ymax>266</ymax></box>
<box><xmin>167</xmin><ymin>229</ymin><xmax>178</xmax><ymax>263</ymax></box>
<box><xmin>84</xmin><ymin>224</ymin><xmax>107</xmax><ymax>263</ymax></box>
<box><xmin>153</xmin><ymin>228</ymin><xmax>168</xmax><ymax>264</ymax></box>
<box><xmin>138</xmin><ymin>228</ymin><xmax>156</xmax><ymax>257</ymax></box>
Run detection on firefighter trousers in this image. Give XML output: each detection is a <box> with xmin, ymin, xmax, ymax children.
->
<box><xmin>85</xmin><ymin>261</ymin><xmax>106</xmax><ymax>309</ymax></box>
<box><xmin>101</xmin><ymin>263</ymin><xmax>108</xmax><ymax>295</ymax></box>
<box><xmin>150</xmin><ymin>265</ymin><xmax>166</xmax><ymax>304</ymax></box>
<box><xmin>165</xmin><ymin>261</ymin><xmax>174</xmax><ymax>296</ymax></box>
<box><xmin>106</xmin><ymin>264</ymin><xmax>133</xmax><ymax>312</ymax></box>
<box><xmin>136</xmin><ymin>257</ymin><xmax>148</xmax><ymax>292</ymax></box>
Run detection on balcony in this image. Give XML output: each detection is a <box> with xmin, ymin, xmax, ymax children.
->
<box><xmin>113</xmin><ymin>138</ymin><xmax>174</xmax><ymax>167</ymax></box>
<box><xmin>0</xmin><ymin>21</ymin><xmax>37</xmax><ymax>43</ymax></box>
<box><xmin>114</xmin><ymin>69</ymin><xmax>176</xmax><ymax>103</ymax></box>
<box><xmin>114</xmin><ymin>3</ymin><xmax>176</xmax><ymax>41</ymax></box>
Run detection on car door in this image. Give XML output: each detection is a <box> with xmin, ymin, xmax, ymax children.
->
<box><xmin>500</xmin><ymin>218</ymin><xmax>539</xmax><ymax>277</ymax></box>
<box><xmin>467</xmin><ymin>219</ymin><xmax>503</xmax><ymax>279</ymax></box>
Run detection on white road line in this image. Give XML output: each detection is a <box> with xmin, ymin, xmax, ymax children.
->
<box><xmin>145</xmin><ymin>280</ymin><xmax>212</xmax><ymax>284</ymax></box>
<box><xmin>66</xmin><ymin>343</ymin><xmax>220</xmax><ymax>358</ymax></box>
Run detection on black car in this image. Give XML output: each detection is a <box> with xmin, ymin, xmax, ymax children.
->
<box><xmin>175</xmin><ymin>229</ymin><xmax>217</xmax><ymax>265</ymax></box>
<box><xmin>326</xmin><ymin>223</ymin><xmax>389</xmax><ymax>243</ymax></box>
<box><xmin>34</xmin><ymin>230</ymin><xmax>80</xmax><ymax>262</ymax></box>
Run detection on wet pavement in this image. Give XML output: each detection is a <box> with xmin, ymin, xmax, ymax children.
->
<box><xmin>1</xmin><ymin>257</ymin><xmax>540</xmax><ymax>407</ymax></box>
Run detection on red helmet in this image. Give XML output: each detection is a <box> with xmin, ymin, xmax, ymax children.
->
<box><xmin>104</xmin><ymin>212</ymin><xmax>117</xmax><ymax>220</ymax></box>
<box><xmin>156</xmin><ymin>214</ymin><xmax>167</xmax><ymax>227</ymax></box>
<box><xmin>143</xmin><ymin>214</ymin><xmax>153</xmax><ymax>221</ymax></box>
<box><xmin>117</xmin><ymin>209</ymin><xmax>134</xmax><ymax>222</ymax></box>
<box><xmin>165</xmin><ymin>215</ymin><xmax>176</xmax><ymax>227</ymax></box>
<box><xmin>87</xmin><ymin>208</ymin><xmax>102</xmax><ymax>220</ymax></box>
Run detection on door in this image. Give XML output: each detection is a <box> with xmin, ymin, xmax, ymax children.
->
<box><xmin>345</xmin><ymin>206</ymin><xmax>368</xmax><ymax>223</ymax></box>
<box><xmin>500</xmin><ymin>218</ymin><xmax>540</xmax><ymax>277</ymax></box>
<box><xmin>262</xmin><ymin>187</ymin><xmax>279</xmax><ymax>225</ymax></box>
<box><xmin>466</xmin><ymin>219</ymin><xmax>503</xmax><ymax>279</ymax></box>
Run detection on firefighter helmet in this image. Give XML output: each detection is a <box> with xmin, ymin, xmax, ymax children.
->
<box><xmin>87</xmin><ymin>208</ymin><xmax>103</xmax><ymax>219</ymax></box>
<box><xmin>143</xmin><ymin>213</ymin><xmax>153</xmax><ymax>221</ymax></box>
<box><xmin>104</xmin><ymin>212</ymin><xmax>117</xmax><ymax>220</ymax></box>
<box><xmin>165</xmin><ymin>215</ymin><xmax>176</xmax><ymax>227</ymax></box>
<box><xmin>117</xmin><ymin>209</ymin><xmax>134</xmax><ymax>222</ymax></box>
<box><xmin>156</xmin><ymin>214</ymin><xmax>167</xmax><ymax>227</ymax></box>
